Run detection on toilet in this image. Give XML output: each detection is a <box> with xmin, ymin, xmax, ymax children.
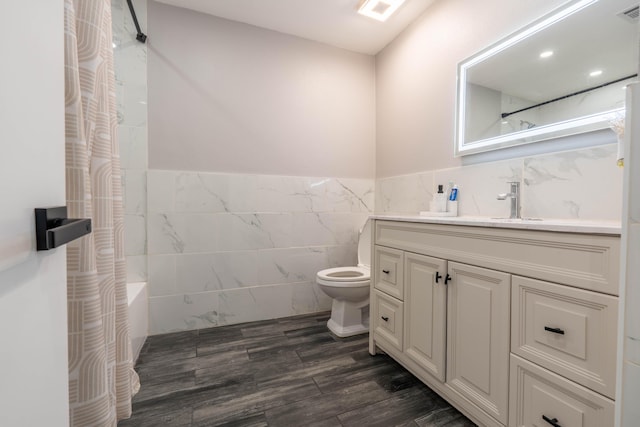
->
<box><xmin>316</xmin><ymin>219</ymin><xmax>371</xmax><ymax>337</ymax></box>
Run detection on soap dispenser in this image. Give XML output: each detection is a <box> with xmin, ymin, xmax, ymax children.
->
<box><xmin>431</xmin><ymin>184</ymin><xmax>447</xmax><ymax>212</ymax></box>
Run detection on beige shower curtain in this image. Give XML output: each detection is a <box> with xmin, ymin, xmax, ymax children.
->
<box><xmin>64</xmin><ymin>0</ymin><xmax>139</xmax><ymax>424</ymax></box>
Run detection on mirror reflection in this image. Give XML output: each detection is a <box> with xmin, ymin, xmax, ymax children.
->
<box><xmin>456</xmin><ymin>0</ymin><xmax>639</xmax><ymax>156</ymax></box>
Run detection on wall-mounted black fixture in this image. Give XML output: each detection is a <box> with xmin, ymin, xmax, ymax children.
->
<box><xmin>126</xmin><ymin>0</ymin><xmax>147</xmax><ymax>43</ymax></box>
<box><xmin>35</xmin><ymin>207</ymin><xmax>92</xmax><ymax>251</ymax></box>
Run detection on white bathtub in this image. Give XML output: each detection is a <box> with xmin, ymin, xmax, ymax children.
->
<box><xmin>127</xmin><ymin>282</ymin><xmax>148</xmax><ymax>363</ymax></box>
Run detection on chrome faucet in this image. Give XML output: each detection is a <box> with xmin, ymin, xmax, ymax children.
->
<box><xmin>497</xmin><ymin>181</ymin><xmax>521</xmax><ymax>219</ymax></box>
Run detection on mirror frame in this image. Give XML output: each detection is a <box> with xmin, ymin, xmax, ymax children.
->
<box><xmin>454</xmin><ymin>0</ymin><xmax>624</xmax><ymax>156</ymax></box>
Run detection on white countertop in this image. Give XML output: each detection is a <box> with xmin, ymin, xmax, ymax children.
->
<box><xmin>371</xmin><ymin>214</ymin><xmax>621</xmax><ymax>235</ymax></box>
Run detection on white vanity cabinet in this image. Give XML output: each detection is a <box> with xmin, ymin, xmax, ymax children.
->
<box><xmin>369</xmin><ymin>219</ymin><xmax>620</xmax><ymax>427</ymax></box>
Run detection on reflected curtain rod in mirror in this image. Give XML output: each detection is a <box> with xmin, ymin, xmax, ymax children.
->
<box><xmin>454</xmin><ymin>0</ymin><xmax>639</xmax><ymax>156</ymax></box>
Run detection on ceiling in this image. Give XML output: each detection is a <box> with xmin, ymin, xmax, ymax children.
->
<box><xmin>153</xmin><ymin>0</ymin><xmax>437</xmax><ymax>55</ymax></box>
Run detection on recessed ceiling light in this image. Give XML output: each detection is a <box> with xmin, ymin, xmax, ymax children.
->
<box><xmin>357</xmin><ymin>0</ymin><xmax>406</xmax><ymax>22</ymax></box>
<box><xmin>539</xmin><ymin>50</ymin><xmax>554</xmax><ymax>58</ymax></box>
<box><xmin>589</xmin><ymin>70</ymin><xmax>603</xmax><ymax>77</ymax></box>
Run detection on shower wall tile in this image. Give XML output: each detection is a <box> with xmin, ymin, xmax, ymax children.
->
<box><xmin>147</xmin><ymin>170</ymin><xmax>175</xmax><ymax>213</ymax></box>
<box><xmin>124</xmin><ymin>169</ymin><xmax>146</xmax><ymax>214</ymax></box>
<box><xmin>146</xmin><ymin>169</ymin><xmax>374</xmax><ymax>333</ymax></box>
<box><xmin>124</xmin><ymin>214</ymin><xmax>146</xmax><ymax>256</ymax></box>
<box><xmin>147</xmin><ymin>254</ymin><xmax>177</xmax><ymax>297</ymax></box>
<box><xmin>112</xmin><ymin>0</ymin><xmax>148</xmax><ymax>282</ymax></box>
<box><xmin>119</xmin><ymin>126</ymin><xmax>148</xmax><ymax>170</ymax></box>
<box><xmin>126</xmin><ymin>255</ymin><xmax>147</xmax><ymax>283</ymax></box>
<box><xmin>522</xmin><ymin>145</ymin><xmax>622</xmax><ymax>220</ymax></box>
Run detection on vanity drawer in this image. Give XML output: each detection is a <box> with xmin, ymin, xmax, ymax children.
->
<box><xmin>510</xmin><ymin>355</ymin><xmax>614</xmax><ymax>427</ymax></box>
<box><xmin>372</xmin><ymin>289</ymin><xmax>404</xmax><ymax>351</ymax></box>
<box><xmin>374</xmin><ymin>246</ymin><xmax>404</xmax><ymax>300</ymax></box>
<box><xmin>511</xmin><ymin>276</ymin><xmax>618</xmax><ymax>398</ymax></box>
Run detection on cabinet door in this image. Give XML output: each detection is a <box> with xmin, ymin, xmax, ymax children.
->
<box><xmin>446</xmin><ymin>262</ymin><xmax>510</xmax><ymax>425</ymax></box>
<box><xmin>404</xmin><ymin>252</ymin><xmax>447</xmax><ymax>382</ymax></box>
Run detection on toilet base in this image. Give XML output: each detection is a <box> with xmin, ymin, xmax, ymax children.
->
<box><xmin>327</xmin><ymin>299</ymin><xmax>370</xmax><ymax>338</ymax></box>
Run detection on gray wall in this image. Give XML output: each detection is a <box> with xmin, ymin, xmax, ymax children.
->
<box><xmin>148</xmin><ymin>1</ymin><xmax>376</xmax><ymax>179</ymax></box>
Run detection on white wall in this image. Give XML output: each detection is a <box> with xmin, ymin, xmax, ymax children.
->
<box><xmin>148</xmin><ymin>1</ymin><xmax>376</xmax><ymax>178</ymax></box>
<box><xmin>0</xmin><ymin>1</ymin><xmax>68</xmax><ymax>426</ymax></box>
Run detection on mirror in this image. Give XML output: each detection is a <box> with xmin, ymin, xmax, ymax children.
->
<box><xmin>455</xmin><ymin>0</ymin><xmax>639</xmax><ymax>156</ymax></box>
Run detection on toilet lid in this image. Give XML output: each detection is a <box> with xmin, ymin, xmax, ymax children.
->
<box><xmin>357</xmin><ymin>219</ymin><xmax>372</xmax><ymax>268</ymax></box>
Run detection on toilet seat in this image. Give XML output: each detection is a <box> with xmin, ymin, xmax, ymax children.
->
<box><xmin>316</xmin><ymin>266</ymin><xmax>370</xmax><ymax>287</ymax></box>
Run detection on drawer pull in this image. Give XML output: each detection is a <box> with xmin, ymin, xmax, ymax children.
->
<box><xmin>544</xmin><ymin>326</ymin><xmax>565</xmax><ymax>335</ymax></box>
<box><xmin>542</xmin><ymin>415</ymin><xmax>562</xmax><ymax>427</ymax></box>
<box><xmin>381</xmin><ymin>316</ymin><xmax>389</xmax><ymax>322</ymax></box>
<box><xmin>382</xmin><ymin>269</ymin><xmax>390</xmax><ymax>274</ymax></box>
<box><xmin>444</xmin><ymin>274</ymin><xmax>451</xmax><ymax>285</ymax></box>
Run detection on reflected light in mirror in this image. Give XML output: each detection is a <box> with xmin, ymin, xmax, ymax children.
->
<box><xmin>539</xmin><ymin>50</ymin><xmax>554</xmax><ymax>58</ymax></box>
<box><xmin>590</xmin><ymin>70</ymin><xmax>604</xmax><ymax>77</ymax></box>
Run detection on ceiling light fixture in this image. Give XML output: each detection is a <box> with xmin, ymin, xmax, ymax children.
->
<box><xmin>357</xmin><ymin>0</ymin><xmax>406</xmax><ymax>22</ymax></box>
<box><xmin>539</xmin><ymin>50</ymin><xmax>554</xmax><ymax>58</ymax></box>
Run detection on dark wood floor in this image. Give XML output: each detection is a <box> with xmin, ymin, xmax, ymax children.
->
<box><xmin>119</xmin><ymin>312</ymin><xmax>476</xmax><ymax>427</ymax></box>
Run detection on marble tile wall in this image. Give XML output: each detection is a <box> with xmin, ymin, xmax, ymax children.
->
<box><xmin>376</xmin><ymin>144</ymin><xmax>623</xmax><ymax>221</ymax></box>
<box><xmin>146</xmin><ymin>170</ymin><xmax>374</xmax><ymax>334</ymax></box>
<box><xmin>112</xmin><ymin>0</ymin><xmax>149</xmax><ymax>283</ymax></box>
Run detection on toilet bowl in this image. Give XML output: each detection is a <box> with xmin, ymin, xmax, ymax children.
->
<box><xmin>316</xmin><ymin>219</ymin><xmax>371</xmax><ymax>337</ymax></box>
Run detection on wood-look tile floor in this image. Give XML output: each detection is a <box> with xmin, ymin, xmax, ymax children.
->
<box><xmin>119</xmin><ymin>312</ymin><xmax>476</xmax><ymax>427</ymax></box>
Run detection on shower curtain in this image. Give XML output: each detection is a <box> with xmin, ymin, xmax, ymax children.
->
<box><xmin>64</xmin><ymin>0</ymin><xmax>139</xmax><ymax>424</ymax></box>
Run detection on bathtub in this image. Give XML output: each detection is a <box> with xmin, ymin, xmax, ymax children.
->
<box><xmin>127</xmin><ymin>282</ymin><xmax>148</xmax><ymax>363</ymax></box>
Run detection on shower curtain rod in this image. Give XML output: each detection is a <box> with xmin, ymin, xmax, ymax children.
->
<box><xmin>501</xmin><ymin>73</ymin><xmax>637</xmax><ymax>119</ymax></box>
<box><xmin>126</xmin><ymin>0</ymin><xmax>147</xmax><ymax>43</ymax></box>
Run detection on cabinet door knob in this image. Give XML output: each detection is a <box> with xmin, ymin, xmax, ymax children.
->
<box><xmin>381</xmin><ymin>316</ymin><xmax>389</xmax><ymax>322</ymax></box>
<box><xmin>382</xmin><ymin>269</ymin><xmax>390</xmax><ymax>274</ymax></box>
<box><xmin>544</xmin><ymin>326</ymin><xmax>565</xmax><ymax>335</ymax></box>
<box><xmin>542</xmin><ymin>415</ymin><xmax>562</xmax><ymax>427</ymax></box>
<box><xmin>435</xmin><ymin>272</ymin><xmax>442</xmax><ymax>283</ymax></box>
<box><xmin>444</xmin><ymin>274</ymin><xmax>452</xmax><ymax>285</ymax></box>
